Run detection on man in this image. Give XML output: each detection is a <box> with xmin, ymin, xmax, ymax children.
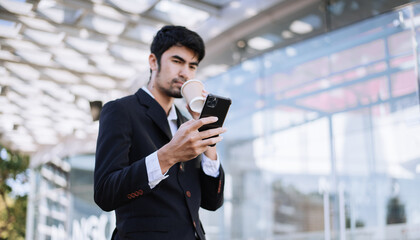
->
<box><xmin>94</xmin><ymin>25</ymin><xmax>226</xmax><ymax>240</ymax></box>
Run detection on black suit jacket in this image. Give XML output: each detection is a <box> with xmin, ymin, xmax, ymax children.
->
<box><xmin>94</xmin><ymin>88</ymin><xmax>224</xmax><ymax>240</ymax></box>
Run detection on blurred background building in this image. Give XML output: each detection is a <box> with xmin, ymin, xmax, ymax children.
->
<box><xmin>0</xmin><ymin>0</ymin><xmax>420</xmax><ymax>239</ymax></box>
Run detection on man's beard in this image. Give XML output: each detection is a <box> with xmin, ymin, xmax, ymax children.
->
<box><xmin>158</xmin><ymin>78</ymin><xmax>184</xmax><ymax>98</ymax></box>
<box><xmin>155</xmin><ymin>65</ymin><xmax>185</xmax><ymax>98</ymax></box>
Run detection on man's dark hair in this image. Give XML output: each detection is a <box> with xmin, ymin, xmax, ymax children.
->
<box><xmin>150</xmin><ymin>25</ymin><xmax>205</xmax><ymax>67</ymax></box>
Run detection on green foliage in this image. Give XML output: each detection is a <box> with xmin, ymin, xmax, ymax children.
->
<box><xmin>0</xmin><ymin>146</ymin><xmax>30</xmax><ymax>240</ymax></box>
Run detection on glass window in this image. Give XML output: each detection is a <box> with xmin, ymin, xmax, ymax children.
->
<box><xmin>204</xmin><ymin>3</ymin><xmax>420</xmax><ymax>239</ymax></box>
<box><xmin>326</xmin><ymin>0</ymin><xmax>411</xmax><ymax>30</ymax></box>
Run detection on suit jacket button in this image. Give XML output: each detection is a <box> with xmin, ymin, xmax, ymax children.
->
<box><xmin>193</xmin><ymin>221</ymin><xmax>196</xmax><ymax>228</ymax></box>
<box><xmin>186</xmin><ymin>190</ymin><xmax>191</xmax><ymax>198</ymax></box>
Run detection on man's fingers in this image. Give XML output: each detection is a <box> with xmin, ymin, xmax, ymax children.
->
<box><xmin>180</xmin><ymin>119</ymin><xmax>195</xmax><ymax>128</ymax></box>
<box><xmin>190</xmin><ymin>116</ymin><xmax>218</xmax><ymax>130</ymax></box>
<box><xmin>199</xmin><ymin>127</ymin><xmax>226</xmax><ymax>139</ymax></box>
<box><xmin>201</xmin><ymin>135</ymin><xmax>223</xmax><ymax>146</ymax></box>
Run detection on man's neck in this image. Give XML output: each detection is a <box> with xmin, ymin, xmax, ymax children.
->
<box><xmin>146</xmin><ymin>85</ymin><xmax>174</xmax><ymax>116</ymax></box>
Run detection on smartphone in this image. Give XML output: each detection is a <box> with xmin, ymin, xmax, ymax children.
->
<box><xmin>198</xmin><ymin>94</ymin><xmax>232</xmax><ymax>146</ymax></box>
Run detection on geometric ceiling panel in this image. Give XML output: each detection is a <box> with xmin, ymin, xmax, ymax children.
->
<box><xmin>0</xmin><ymin>0</ymin><xmax>287</xmax><ymax>154</ymax></box>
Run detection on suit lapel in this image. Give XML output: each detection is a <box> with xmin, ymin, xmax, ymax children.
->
<box><xmin>135</xmin><ymin>89</ymin><xmax>172</xmax><ymax>140</ymax></box>
<box><xmin>175</xmin><ymin>107</ymin><xmax>188</xmax><ymax>127</ymax></box>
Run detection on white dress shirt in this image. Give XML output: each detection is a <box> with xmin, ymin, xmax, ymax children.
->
<box><xmin>142</xmin><ymin>87</ymin><xmax>220</xmax><ymax>189</ymax></box>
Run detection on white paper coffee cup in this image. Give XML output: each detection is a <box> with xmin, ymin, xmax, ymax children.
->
<box><xmin>181</xmin><ymin>79</ymin><xmax>205</xmax><ymax>113</ymax></box>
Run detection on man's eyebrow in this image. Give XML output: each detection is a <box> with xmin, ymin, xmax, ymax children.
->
<box><xmin>172</xmin><ymin>55</ymin><xmax>199</xmax><ymax>66</ymax></box>
<box><xmin>172</xmin><ymin>55</ymin><xmax>185</xmax><ymax>62</ymax></box>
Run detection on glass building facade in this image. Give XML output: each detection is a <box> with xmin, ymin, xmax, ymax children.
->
<box><xmin>25</xmin><ymin>1</ymin><xmax>420</xmax><ymax>240</ymax></box>
<box><xmin>202</xmin><ymin>2</ymin><xmax>420</xmax><ymax>240</ymax></box>
<box><xmin>26</xmin><ymin>154</ymin><xmax>114</xmax><ymax>240</ymax></box>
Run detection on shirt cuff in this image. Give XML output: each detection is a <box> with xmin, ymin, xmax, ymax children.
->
<box><xmin>145</xmin><ymin>151</ymin><xmax>169</xmax><ymax>189</ymax></box>
<box><xmin>201</xmin><ymin>153</ymin><xmax>220</xmax><ymax>178</ymax></box>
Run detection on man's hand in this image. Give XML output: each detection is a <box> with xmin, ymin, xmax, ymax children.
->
<box><xmin>186</xmin><ymin>89</ymin><xmax>208</xmax><ymax>120</ymax></box>
<box><xmin>157</xmin><ymin>116</ymin><xmax>226</xmax><ymax>173</ymax></box>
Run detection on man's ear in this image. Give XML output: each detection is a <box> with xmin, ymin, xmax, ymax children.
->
<box><xmin>149</xmin><ymin>54</ymin><xmax>158</xmax><ymax>71</ymax></box>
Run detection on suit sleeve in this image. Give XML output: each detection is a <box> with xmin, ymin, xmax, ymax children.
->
<box><xmin>200</xmin><ymin>165</ymin><xmax>225</xmax><ymax>211</ymax></box>
<box><xmin>94</xmin><ymin>101</ymin><xmax>151</xmax><ymax>212</ymax></box>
